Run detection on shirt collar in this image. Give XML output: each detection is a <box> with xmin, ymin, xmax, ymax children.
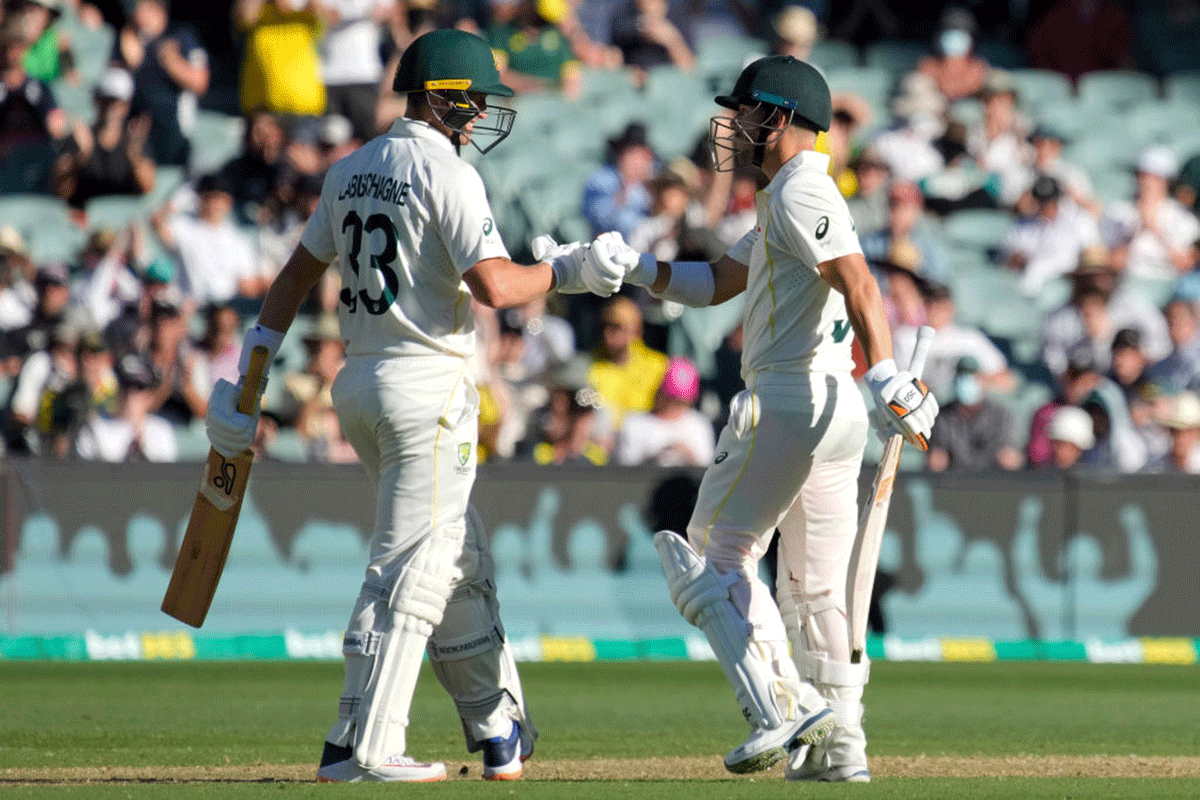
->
<box><xmin>387</xmin><ymin>117</ymin><xmax>455</xmax><ymax>154</ymax></box>
<box><xmin>768</xmin><ymin>149</ymin><xmax>832</xmax><ymax>190</ymax></box>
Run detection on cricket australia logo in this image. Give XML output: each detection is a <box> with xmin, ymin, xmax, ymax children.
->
<box><xmin>455</xmin><ymin>442</ymin><xmax>472</xmax><ymax>474</ymax></box>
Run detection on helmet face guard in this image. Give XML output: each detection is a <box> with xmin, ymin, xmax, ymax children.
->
<box><xmin>709</xmin><ymin>102</ymin><xmax>792</xmax><ymax>172</ymax></box>
<box><xmin>427</xmin><ymin>81</ymin><xmax>515</xmax><ymax>155</ymax></box>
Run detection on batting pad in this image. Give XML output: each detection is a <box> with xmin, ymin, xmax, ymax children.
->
<box><xmin>655</xmin><ymin>530</ymin><xmax>816</xmax><ymax>730</ymax></box>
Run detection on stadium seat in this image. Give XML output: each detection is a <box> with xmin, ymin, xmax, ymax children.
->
<box><xmin>694</xmin><ymin>33</ymin><xmax>766</xmax><ymax>74</ymax></box>
<box><xmin>173</xmin><ymin>421</ymin><xmax>212</xmax><ymax>462</ymax></box>
<box><xmin>810</xmin><ymin>39</ymin><xmax>859</xmax><ymax>71</ymax></box>
<box><xmin>1010</xmin><ymin>69</ymin><xmax>1073</xmax><ymax>111</ymax></box>
<box><xmin>1063</xmin><ymin>133</ymin><xmax>1139</xmax><ymax>176</ymax></box>
<box><xmin>863</xmin><ymin>40</ymin><xmax>926</xmax><ymax>74</ymax></box>
<box><xmin>188</xmin><ymin>111</ymin><xmax>246</xmax><ymax>176</ymax></box>
<box><xmin>976</xmin><ymin>40</ymin><xmax>1027</xmax><ymax>70</ymax></box>
<box><xmin>1029</xmin><ymin>99</ymin><xmax>1106</xmax><ymax>143</ymax></box>
<box><xmin>823</xmin><ymin>67</ymin><xmax>895</xmax><ymax>117</ymax></box>
<box><xmin>269</xmin><ymin>429</ymin><xmax>310</xmax><ymax>462</ymax></box>
<box><xmin>51</xmin><ymin>79</ymin><xmax>95</xmax><ymax>127</ymax></box>
<box><xmin>942</xmin><ymin>209</ymin><xmax>1014</xmax><ymax>252</ymax></box>
<box><xmin>644</xmin><ymin>66</ymin><xmax>710</xmax><ymax>115</ymax></box>
<box><xmin>1076</xmin><ymin>70</ymin><xmax>1159</xmax><ymax>110</ymax></box>
<box><xmin>1164</xmin><ymin>70</ymin><xmax>1200</xmax><ymax>106</ymax></box>
<box><xmin>64</xmin><ymin>23</ymin><xmax>115</xmax><ymax>86</ymax></box>
<box><xmin>1089</xmin><ymin>168</ymin><xmax>1135</xmax><ymax>206</ymax></box>
<box><xmin>1124</xmin><ymin>101</ymin><xmax>1200</xmax><ymax>149</ymax></box>
<box><xmin>0</xmin><ymin>194</ymin><xmax>84</xmax><ymax>263</ymax></box>
<box><xmin>576</xmin><ymin>67</ymin><xmax>636</xmax><ymax>102</ymax></box>
<box><xmin>83</xmin><ymin>196</ymin><xmax>146</xmax><ymax>232</ymax></box>
<box><xmin>948</xmin><ymin>97</ymin><xmax>984</xmax><ymax>127</ymax></box>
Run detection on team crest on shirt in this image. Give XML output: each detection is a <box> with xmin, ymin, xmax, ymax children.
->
<box><xmin>457</xmin><ymin>442</ymin><xmax>472</xmax><ymax>470</ymax></box>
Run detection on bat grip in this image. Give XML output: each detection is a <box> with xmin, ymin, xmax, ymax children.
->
<box><xmin>909</xmin><ymin>324</ymin><xmax>935</xmax><ymax>378</ymax></box>
<box><xmin>236</xmin><ymin>345</ymin><xmax>270</xmax><ymax>416</ymax></box>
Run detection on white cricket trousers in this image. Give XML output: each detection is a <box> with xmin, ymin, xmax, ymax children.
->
<box><xmin>687</xmin><ymin>370</ymin><xmax>868</xmax><ymax>651</ymax></box>
<box><xmin>331</xmin><ymin>354</ymin><xmax>478</xmax><ymax>590</ymax></box>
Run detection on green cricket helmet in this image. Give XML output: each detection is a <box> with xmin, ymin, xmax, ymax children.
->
<box><xmin>710</xmin><ymin>55</ymin><xmax>831</xmax><ymax>171</ymax></box>
<box><xmin>393</xmin><ymin>29</ymin><xmax>516</xmax><ymax>154</ymax></box>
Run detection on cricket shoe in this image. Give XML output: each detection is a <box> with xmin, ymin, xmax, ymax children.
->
<box><xmin>784</xmin><ymin>743</ymin><xmax>870</xmax><ymax>782</ymax></box>
<box><xmin>723</xmin><ymin>707</ymin><xmax>836</xmax><ymax>774</ymax></box>
<box><xmin>480</xmin><ymin>721</ymin><xmax>531</xmax><ymax>780</ymax></box>
<box><xmin>316</xmin><ymin>742</ymin><xmax>446</xmax><ymax>783</ymax></box>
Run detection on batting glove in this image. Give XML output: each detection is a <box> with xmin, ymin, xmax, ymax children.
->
<box><xmin>205</xmin><ymin>375</ymin><xmax>266</xmax><ymax>458</ymax></box>
<box><xmin>588</xmin><ymin>230</ymin><xmax>658</xmax><ymax>287</ymax></box>
<box><xmin>531</xmin><ymin>235</ymin><xmax>589</xmax><ymax>294</ymax></box>
<box><xmin>864</xmin><ymin>359</ymin><xmax>939</xmax><ymax>450</ymax></box>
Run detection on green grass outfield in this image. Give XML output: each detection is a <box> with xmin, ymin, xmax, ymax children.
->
<box><xmin>2</xmin><ymin>661</ymin><xmax>1198</xmax><ymax>798</ymax></box>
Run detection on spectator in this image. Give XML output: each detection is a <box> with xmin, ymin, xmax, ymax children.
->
<box><xmin>1025</xmin><ymin>0</ymin><xmax>1134</xmax><ymax>81</ymax></box>
<box><xmin>279</xmin><ymin>312</ymin><xmax>357</xmax><ymax>462</ymax></box>
<box><xmin>845</xmin><ymin>149</ymin><xmax>891</xmax><ymax>238</ymax></box>
<box><xmin>966</xmin><ymin>69</ymin><xmax>1031</xmax><ymax>208</ymax></box>
<box><xmin>1102</xmin><ymin>146</ymin><xmax>1200</xmax><ymax>280</ymax></box>
<box><xmin>53</xmin><ymin>67</ymin><xmax>156</xmax><ymax>212</ymax></box>
<box><xmin>1015</xmin><ymin>125</ymin><xmax>1099</xmax><ymax>218</ymax></box>
<box><xmin>145</xmin><ymin>291</ymin><xmax>205</xmax><ymax>425</ymax></box>
<box><xmin>487</xmin><ymin>0</ymin><xmax>584</xmax><ymax>94</ymax></box>
<box><xmin>1039</xmin><ymin>245</ymin><xmax>1171</xmax><ymax>377</ymax></box>
<box><xmin>1080</xmin><ymin>378</ymin><xmax>1147</xmax><ymax>473</ymax></box>
<box><xmin>1041</xmin><ymin>405</ymin><xmax>1095</xmax><ymax>471</ymax></box>
<box><xmin>587</xmin><ymin>294</ymin><xmax>667</xmax><ymax>430</ymax></box>
<box><xmin>18</xmin><ymin>0</ymin><xmax>74</xmax><ymax>85</ymax></box>
<box><xmin>869</xmin><ymin>72</ymin><xmax>946</xmax><ymax>183</ymax></box>
<box><xmin>610</xmin><ymin>0</ymin><xmax>694</xmax><ymax>78</ymax></box>
<box><xmin>219</xmin><ymin>109</ymin><xmax>289</xmax><ymax>224</ymax></box>
<box><xmin>893</xmin><ymin>282</ymin><xmax>1013</xmax><ymax>402</ymax></box>
<box><xmin>1146</xmin><ymin>297</ymin><xmax>1200</xmax><ymax>393</ymax></box>
<box><xmin>713</xmin><ymin>164</ymin><xmax>759</xmax><ymax>247</ymax></box>
<box><xmin>519</xmin><ymin>353</ymin><xmax>609</xmax><ymax>465</ymax></box>
<box><xmin>318</xmin><ymin>0</ymin><xmax>394</xmax><ymax>144</ymax></box>
<box><xmin>860</xmin><ymin>181</ymin><xmax>950</xmax><ymax>286</ymax></box>
<box><xmin>614</xmin><ymin>355</ymin><xmax>714</xmax><ymax>466</ymax></box>
<box><xmin>770</xmin><ymin>5</ymin><xmax>818</xmax><ymax>61</ymax></box>
<box><xmin>628</xmin><ymin>169</ymin><xmax>723</xmax><ymax>263</ymax></box>
<box><xmin>103</xmin><ymin>256</ymin><xmax>177</xmax><ymax>362</ymax></box>
<box><xmin>1108</xmin><ymin>327</ymin><xmax>1151</xmax><ymax>405</ymax></box>
<box><xmin>151</xmin><ymin>172</ymin><xmax>263</xmax><ymax>305</ymax></box>
<box><xmin>6</xmin><ymin>313</ymin><xmax>77</xmax><ymax>453</ymax></box>
<box><xmin>0</xmin><ymin>225</ymin><xmax>36</xmax><ymax>341</ymax></box>
<box><xmin>0</xmin><ymin>21</ymin><xmax>68</xmax><ymax>193</ymax></box>
<box><xmin>256</xmin><ymin>171</ymin><xmax>323</xmax><ymax>285</ymax></box>
<box><xmin>1002</xmin><ymin>175</ymin><xmax>1101</xmax><ymax>296</ymax></box>
<box><xmin>69</xmin><ymin>227</ymin><xmax>143</xmax><ymax>330</ymax></box>
<box><xmin>1144</xmin><ymin>390</ymin><xmax>1200</xmax><ymax>473</ymax></box>
<box><xmin>192</xmin><ymin>302</ymin><xmax>241</xmax><ymax>390</ymax></box>
<box><xmin>236</xmin><ymin>0</ymin><xmax>325</xmax><ymax>119</ymax></box>
<box><xmin>116</xmin><ymin>0</ymin><xmax>209</xmax><ymax>167</ymax></box>
<box><xmin>1173</xmin><ymin>151</ymin><xmax>1200</xmax><ymax>216</ymax></box>
<box><xmin>1027</xmin><ymin>345</ymin><xmax>1104</xmax><ymax>468</ymax></box>
<box><xmin>315</xmin><ymin>113</ymin><xmax>357</xmax><ymax>169</ymax></box>
<box><xmin>7</xmin><ymin>261</ymin><xmax>72</xmax><ymax>361</ymax></box>
<box><xmin>582</xmin><ymin>121</ymin><xmax>655</xmax><ymax>240</ymax></box>
<box><xmin>75</xmin><ymin>350</ymin><xmax>177</xmax><ymax>461</ymax></box>
<box><xmin>915</xmin><ymin>7</ymin><xmax>989</xmax><ymax>102</ymax></box>
<box><xmin>825</xmin><ymin>94</ymin><xmax>873</xmax><ymax>199</ymax></box>
<box><xmin>926</xmin><ymin>355</ymin><xmax>1024</xmax><ymax>472</ymax></box>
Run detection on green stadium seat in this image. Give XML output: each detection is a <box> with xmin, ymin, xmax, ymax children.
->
<box><xmin>0</xmin><ymin>194</ymin><xmax>84</xmax><ymax>263</ymax></box>
<box><xmin>1010</xmin><ymin>69</ymin><xmax>1073</xmax><ymax>111</ymax></box>
<box><xmin>172</xmin><ymin>421</ymin><xmax>212</xmax><ymax>462</ymax></box>
<box><xmin>823</xmin><ymin>67</ymin><xmax>895</xmax><ymax>115</ymax></box>
<box><xmin>1164</xmin><ymin>71</ymin><xmax>1200</xmax><ymax>105</ymax></box>
<box><xmin>1124</xmin><ymin>102</ymin><xmax>1200</xmax><ymax>149</ymax></box>
<box><xmin>188</xmin><ymin>110</ymin><xmax>246</xmax><ymax>176</ymax></box>
<box><xmin>976</xmin><ymin>40</ymin><xmax>1027</xmax><ymax>70</ymax></box>
<box><xmin>65</xmin><ymin>24</ymin><xmax>115</xmax><ymax>86</ymax></box>
<box><xmin>863</xmin><ymin>40</ymin><xmax>926</xmax><ymax>74</ymax></box>
<box><xmin>810</xmin><ymin>39</ymin><xmax>859</xmax><ymax>71</ymax></box>
<box><xmin>269</xmin><ymin>428</ymin><xmax>310</xmax><ymax>462</ymax></box>
<box><xmin>694</xmin><ymin>33</ymin><xmax>766</xmax><ymax>74</ymax></box>
<box><xmin>1076</xmin><ymin>70</ymin><xmax>1159</xmax><ymax>110</ymax></box>
<box><xmin>1063</xmin><ymin>133</ymin><xmax>1139</xmax><ymax>175</ymax></box>
<box><xmin>83</xmin><ymin>195</ymin><xmax>145</xmax><ymax>232</ymax></box>
<box><xmin>51</xmin><ymin>79</ymin><xmax>95</xmax><ymax>127</ymax></box>
<box><xmin>576</xmin><ymin>67</ymin><xmax>636</xmax><ymax>101</ymax></box>
<box><xmin>1030</xmin><ymin>99</ymin><xmax>1106</xmax><ymax>143</ymax></box>
<box><xmin>1090</xmin><ymin>167</ymin><xmax>1136</xmax><ymax>205</ymax></box>
<box><xmin>942</xmin><ymin>209</ymin><xmax>1014</xmax><ymax>251</ymax></box>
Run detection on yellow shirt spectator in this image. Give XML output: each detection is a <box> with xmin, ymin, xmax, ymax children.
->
<box><xmin>239</xmin><ymin>1</ymin><xmax>326</xmax><ymax>117</ymax></box>
<box><xmin>588</xmin><ymin>296</ymin><xmax>668</xmax><ymax>427</ymax></box>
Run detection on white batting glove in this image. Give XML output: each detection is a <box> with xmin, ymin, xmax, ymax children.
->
<box><xmin>588</xmin><ymin>231</ymin><xmax>659</xmax><ymax>287</ymax></box>
<box><xmin>205</xmin><ymin>377</ymin><xmax>265</xmax><ymax>458</ymax></box>
<box><xmin>531</xmin><ymin>235</ymin><xmax>589</xmax><ymax>294</ymax></box>
<box><xmin>864</xmin><ymin>359</ymin><xmax>939</xmax><ymax>450</ymax></box>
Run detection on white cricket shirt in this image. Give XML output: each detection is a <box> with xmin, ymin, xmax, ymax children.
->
<box><xmin>301</xmin><ymin>117</ymin><xmax>509</xmax><ymax>359</ymax></box>
<box><xmin>726</xmin><ymin>150</ymin><xmax>863</xmax><ymax>377</ymax></box>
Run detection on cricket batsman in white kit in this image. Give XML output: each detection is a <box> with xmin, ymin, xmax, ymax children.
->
<box><xmin>580</xmin><ymin>56</ymin><xmax>939</xmax><ymax>780</ymax></box>
<box><xmin>204</xmin><ymin>29</ymin><xmax>623</xmax><ymax>783</ymax></box>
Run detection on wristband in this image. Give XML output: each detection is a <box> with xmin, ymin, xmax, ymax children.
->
<box><xmin>238</xmin><ymin>323</ymin><xmax>285</xmax><ymax>376</ymax></box>
<box><xmin>649</xmin><ymin>261</ymin><xmax>715</xmax><ymax>308</ymax></box>
<box><xmin>863</xmin><ymin>358</ymin><xmax>898</xmax><ymax>392</ymax></box>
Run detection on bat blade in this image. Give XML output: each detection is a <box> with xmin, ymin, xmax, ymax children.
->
<box><xmin>160</xmin><ymin>447</ymin><xmax>254</xmax><ymax>627</ymax></box>
<box><xmin>161</xmin><ymin>345</ymin><xmax>269</xmax><ymax>628</ymax></box>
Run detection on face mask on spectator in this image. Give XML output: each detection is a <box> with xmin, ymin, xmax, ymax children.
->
<box><xmin>954</xmin><ymin>374</ymin><xmax>983</xmax><ymax>405</ymax></box>
<box><xmin>939</xmin><ymin>29</ymin><xmax>972</xmax><ymax>58</ymax></box>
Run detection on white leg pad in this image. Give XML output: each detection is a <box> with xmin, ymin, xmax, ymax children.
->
<box><xmin>655</xmin><ymin>530</ymin><xmax>820</xmax><ymax>730</ymax></box>
<box><xmin>787</xmin><ymin>651</ymin><xmax>870</xmax><ymax>782</ymax></box>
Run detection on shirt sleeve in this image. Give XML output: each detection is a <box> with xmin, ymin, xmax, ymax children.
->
<box><xmin>724</xmin><ymin>227</ymin><xmax>756</xmax><ymax>266</ymax></box>
<box><xmin>769</xmin><ymin>177</ymin><xmax>862</xmax><ymax>269</ymax></box>
<box><xmin>431</xmin><ymin>162</ymin><xmax>509</xmax><ymax>274</ymax></box>
<box><xmin>299</xmin><ymin>185</ymin><xmax>338</xmax><ymax>263</ymax></box>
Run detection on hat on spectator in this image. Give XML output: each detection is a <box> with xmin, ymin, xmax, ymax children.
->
<box><xmin>195</xmin><ymin>172</ymin><xmax>234</xmax><ymax>196</ymax></box>
<box><xmin>143</xmin><ymin>257</ymin><xmax>175</xmax><ymax>284</ymax></box>
<box><xmin>1031</xmin><ymin>174</ymin><xmax>1062</xmax><ymax>202</ymax></box>
<box><xmin>1028</xmin><ymin>124</ymin><xmax>1065</xmax><ymax>144</ymax></box>
<box><xmin>774</xmin><ymin>5</ymin><xmax>818</xmax><ymax>48</ymax></box>
<box><xmin>1048</xmin><ymin>406</ymin><xmax>1095</xmax><ymax>450</ymax></box>
<box><xmin>96</xmin><ymin>67</ymin><xmax>134</xmax><ymax>102</ymax></box>
<box><xmin>35</xmin><ymin>262</ymin><xmax>68</xmax><ymax>286</ymax></box>
<box><xmin>0</xmin><ymin>225</ymin><xmax>27</xmax><ymax>257</ymax></box>
<box><xmin>607</xmin><ymin>123</ymin><xmax>650</xmax><ymax>159</ymax></box>
<box><xmin>661</xmin><ymin>356</ymin><xmax>700</xmax><ymax>404</ymax></box>
<box><xmin>1070</xmin><ymin>245</ymin><xmax>1115</xmax><ymax>276</ymax></box>
<box><xmin>1136</xmin><ymin>146</ymin><xmax>1179</xmax><ymax>180</ymax></box>
<box><xmin>536</xmin><ymin>0</ymin><xmax>569</xmax><ymax>24</ymax></box>
<box><xmin>1111</xmin><ymin>328</ymin><xmax>1142</xmax><ymax>353</ymax></box>
<box><xmin>1157</xmin><ymin>391</ymin><xmax>1200</xmax><ymax>430</ymax></box>
<box><xmin>317</xmin><ymin>114</ymin><xmax>353</xmax><ymax>148</ymax></box>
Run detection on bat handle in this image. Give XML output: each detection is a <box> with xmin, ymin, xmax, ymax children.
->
<box><xmin>236</xmin><ymin>345</ymin><xmax>270</xmax><ymax>416</ymax></box>
<box><xmin>909</xmin><ymin>324</ymin><xmax>935</xmax><ymax>378</ymax></box>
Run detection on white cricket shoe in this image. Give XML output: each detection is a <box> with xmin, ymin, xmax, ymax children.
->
<box><xmin>723</xmin><ymin>706</ymin><xmax>836</xmax><ymax>774</ymax></box>
<box><xmin>480</xmin><ymin>721</ymin><xmax>526</xmax><ymax>780</ymax></box>
<box><xmin>785</xmin><ymin>743</ymin><xmax>870</xmax><ymax>782</ymax></box>
<box><xmin>316</xmin><ymin>754</ymin><xmax>447</xmax><ymax>783</ymax></box>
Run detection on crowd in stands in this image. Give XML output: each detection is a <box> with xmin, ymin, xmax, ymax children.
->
<box><xmin>3</xmin><ymin>0</ymin><xmax>1200</xmax><ymax>476</ymax></box>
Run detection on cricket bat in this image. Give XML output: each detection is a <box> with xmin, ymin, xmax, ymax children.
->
<box><xmin>848</xmin><ymin>325</ymin><xmax>934</xmax><ymax>663</ymax></box>
<box><xmin>161</xmin><ymin>346</ymin><xmax>270</xmax><ymax>628</ymax></box>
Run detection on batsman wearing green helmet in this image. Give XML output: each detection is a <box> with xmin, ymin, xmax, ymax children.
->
<box><xmin>577</xmin><ymin>55</ymin><xmax>940</xmax><ymax>781</ymax></box>
<box><xmin>204</xmin><ymin>28</ymin><xmax>623</xmax><ymax>783</ymax></box>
